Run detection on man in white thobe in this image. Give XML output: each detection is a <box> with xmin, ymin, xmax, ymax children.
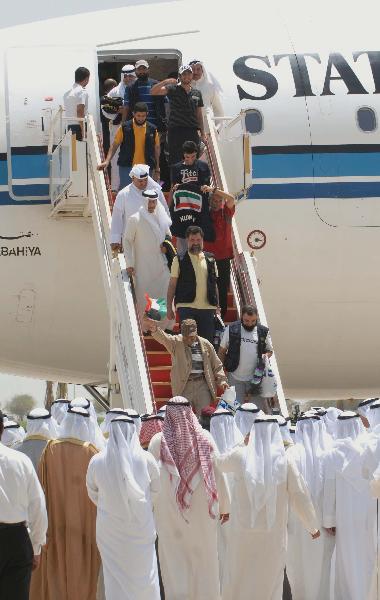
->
<box><xmin>215</xmin><ymin>415</ymin><xmax>319</xmax><ymax>600</ymax></box>
<box><xmin>100</xmin><ymin>408</ymin><xmax>129</xmax><ymax>439</ymax></box>
<box><xmin>16</xmin><ymin>408</ymin><xmax>59</xmax><ymax>471</ymax></box>
<box><xmin>210</xmin><ymin>409</ymin><xmax>243</xmax><ymax>586</ymax></box>
<box><xmin>358</xmin><ymin>397</ymin><xmax>378</xmax><ymax>429</ymax></box>
<box><xmin>87</xmin><ymin>416</ymin><xmax>160</xmax><ymax>600</ymax></box>
<box><xmin>189</xmin><ymin>59</ymin><xmax>224</xmax><ymax>118</ymax></box>
<box><xmin>148</xmin><ymin>396</ymin><xmax>230</xmax><ymax>600</ymax></box>
<box><xmin>234</xmin><ymin>402</ymin><xmax>262</xmax><ymax>437</ymax></box>
<box><xmin>286</xmin><ymin>414</ymin><xmax>335</xmax><ymax>600</ymax></box>
<box><xmin>69</xmin><ymin>397</ymin><xmax>106</xmax><ymax>450</ymax></box>
<box><xmin>51</xmin><ymin>398</ymin><xmax>70</xmax><ymax>425</ymax></box>
<box><xmin>2</xmin><ymin>420</ymin><xmax>25</xmax><ymax>447</ymax></box>
<box><xmin>110</xmin><ymin>164</ymin><xmax>169</xmax><ymax>256</ymax></box>
<box><xmin>322</xmin><ymin>411</ymin><xmax>374</xmax><ymax>600</ymax></box>
<box><xmin>360</xmin><ymin>400</ymin><xmax>380</xmax><ymax>599</ymax></box>
<box><xmin>124</xmin><ymin>188</ymin><xmax>174</xmax><ymax>329</ymax></box>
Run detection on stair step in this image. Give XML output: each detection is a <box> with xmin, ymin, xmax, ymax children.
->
<box><xmin>224</xmin><ymin>307</ymin><xmax>238</xmax><ymax>323</ymax></box>
<box><xmin>147</xmin><ymin>352</ymin><xmax>172</xmax><ymax>367</ymax></box>
<box><xmin>152</xmin><ymin>382</ymin><xmax>172</xmax><ymax>398</ymax></box>
<box><xmin>150</xmin><ymin>367</ymin><xmax>171</xmax><ymax>382</ymax></box>
<box><xmin>155</xmin><ymin>399</ymin><xmax>170</xmax><ymax>410</ymax></box>
<box><xmin>144</xmin><ymin>338</ymin><xmax>166</xmax><ymax>351</ymax></box>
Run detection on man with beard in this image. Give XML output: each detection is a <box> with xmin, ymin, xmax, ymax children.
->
<box><xmin>109</xmin><ymin>164</ymin><xmax>169</xmax><ymax>256</ymax></box>
<box><xmin>122</xmin><ymin>59</ymin><xmax>166</xmax><ymax>133</ymax></box>
<box><xmin>218</xmin><ymin>305</ymin><xmax>273</xmax><ymax>409</ymax></box>
<box><xmin>167</xmin><ymin>225</ymin><xmax>219</xmax><ymax>343</ymax></box>
<box><xmin>98</xmin><ymin>102</ymin><xmax>161</xmax><ymax>189</ymax></box>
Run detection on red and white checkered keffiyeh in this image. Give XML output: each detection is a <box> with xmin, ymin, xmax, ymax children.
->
<box><xmin>160</xmin><ymin>396</ymin><xmax>218</xmax><ymax>519</ymax></box>
<box><xmin>139</xmin><ymin>414</ymin><xmax>164</xmax><ymax>448</ymax></box>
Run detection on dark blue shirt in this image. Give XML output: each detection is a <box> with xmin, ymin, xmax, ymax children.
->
<box><xmin>124</xmin><ymin>79</ymin><xmax>158</xmax><ymax>128</ymax></box>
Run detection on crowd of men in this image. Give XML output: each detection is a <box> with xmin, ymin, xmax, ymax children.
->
<box><xmin>2</xmin><ymin>396</ymin><xmax>380</xmax><ymax>599</ymax></box>
<box><xmin>1</xmin><ymin>62</ymin><xmax>378</xmax><ymax>600</ymax></box>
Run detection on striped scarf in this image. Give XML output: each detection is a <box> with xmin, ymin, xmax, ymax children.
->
<box><xmin>160</xmin><ymin>397</ymin><xmax>218</xmax><ymax>519</ymax></box>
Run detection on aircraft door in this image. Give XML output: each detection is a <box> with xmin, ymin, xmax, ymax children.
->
<box><xmin>5</xmin><ymin>45</ymin><xmax>98</xmax><ymax>201</ymax></box>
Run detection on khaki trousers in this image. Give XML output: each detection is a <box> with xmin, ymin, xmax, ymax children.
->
<box><xmin>182</xmin><ymin>375</ymin><xmax>213</xmax><ymax>416</ymax></box>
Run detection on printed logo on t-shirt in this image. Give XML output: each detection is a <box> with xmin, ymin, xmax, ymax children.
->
<box><xmin>241</xmin><ymin>337</ymin><xmax>258</xmax><ymax>345</ymax></box>
<box><xmin>179</xmin><ymin>168</ymin><xmax>199</xmax><ymax>183</ymax></box>
<box><xmin>172</xmin><ymin>189</ymin><xmax>202</xmax><ymax>213</ymax></box>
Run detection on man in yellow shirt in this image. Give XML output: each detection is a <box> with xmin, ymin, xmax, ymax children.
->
<box><xmin>167</xmin><ymin>225</ymin><xmax>219</xmax><ymax>342</ymax></box>
<box><xmin>97</xmin><ymin>101</ymin><xmax>160</xmax><ymax>190</ymax></box>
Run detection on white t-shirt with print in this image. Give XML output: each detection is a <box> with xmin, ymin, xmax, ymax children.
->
<box><xmin>220</xmin><ymin>325</ymin><xmax>272</xmax><ymax>382</ymax></box>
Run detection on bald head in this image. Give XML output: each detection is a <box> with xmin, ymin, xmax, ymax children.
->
<box><xmin>104</xmin><ymin>78</ymin><xmax>117</xmax><ymax>93</ymax></box>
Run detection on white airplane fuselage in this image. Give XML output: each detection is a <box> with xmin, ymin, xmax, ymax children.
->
<box><xmin>0</xmin><ymin>0</ymin><xmax>379</xmax><ymax>400</ymax></box>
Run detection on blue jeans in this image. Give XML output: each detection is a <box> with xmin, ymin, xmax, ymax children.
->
<box><xmin>118</xmin><ymin>166</ymin><xmax>153</xmax><ymax>190</ymax></box>
<box><xmin>177</xmin><ymin>307</ymin><xmax>215</xmax><ymax>343</ymax></box>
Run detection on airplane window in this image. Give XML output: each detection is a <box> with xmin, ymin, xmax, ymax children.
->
<box><xmin>357</xmin><ymin>107</ymin><xmax>377</xmax><ymax>132</ymax></box>
<box><xmin>245</xmin><ymin>110</ymin><xmax>263</xmax><ymax>134</ymax></box>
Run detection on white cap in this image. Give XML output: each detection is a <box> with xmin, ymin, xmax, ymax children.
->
<box><xmin>135</xmin><ymin>59</ymin><xmax>149</xmax><ymax>69</ymax></box>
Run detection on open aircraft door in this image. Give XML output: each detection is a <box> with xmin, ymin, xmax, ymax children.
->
<box><xmin>4</xmin><ymin>45</ymin><xmax>98</xmax><ymax>201</ymax></box>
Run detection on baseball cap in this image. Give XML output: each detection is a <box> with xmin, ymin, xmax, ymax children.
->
<box><xmin>135</xmin><ymin>59</ymin><xmax>149</xmax><ymax>69</ymax></box>
<box><xmin>179</xmin><ymin>64</ymin><xmax>193</xmax><ymax>75</ymax></box>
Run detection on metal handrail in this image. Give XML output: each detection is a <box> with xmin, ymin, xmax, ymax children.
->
<box><xmin>87</xmin><ymin>115</ymin><xmax>155</xmax><ymax>413</ymax></box>
<box><xmin>204</xmin><ymin>114</ymin><xmax>288</xmax><ymax>416</ymax></box>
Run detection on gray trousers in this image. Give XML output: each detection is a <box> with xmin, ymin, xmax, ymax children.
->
<box><xmin>182</xmin><ymin>375</ymin><xmax>213</xmax><ymax>416</ymax></box>
<box><xmin>227</xmin><ymin>372</ymin><xmax>271</xmax><ymax>414</ymax></box>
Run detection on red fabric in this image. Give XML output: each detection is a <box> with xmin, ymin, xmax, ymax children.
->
<box><xmin>139</xmin><ymin>415</ymin><xmax>164</xmax><ymax>448</ymax></box>
<box><xmin>160</xmin><ymin>396</ymin><xmax>218</xmax><ymax>519</ymax></box>
<box><xmin>203</xmin><ymin>205</ymin><xmax>235</xmax><ymax>260</ymax></box>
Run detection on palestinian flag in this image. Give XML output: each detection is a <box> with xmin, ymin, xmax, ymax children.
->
<box><xmin>145</xmin><ymin>295</ymin><xmax>167</xmax><ymax>321</ymax></box>
<box><xmin>173</xmin><ymin>188</ymin><xmax>203</xmax><ymax>213</ymax></box>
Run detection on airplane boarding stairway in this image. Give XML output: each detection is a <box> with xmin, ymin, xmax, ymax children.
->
<box><xmin>49</xmin><ymin>111</ymin><xmax>287</xmax><ymax>416</ymax></box>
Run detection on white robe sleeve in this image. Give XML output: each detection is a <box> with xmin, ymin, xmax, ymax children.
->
<box><xmin>157</xmin><ymin>189</ymin><xmax>170</xmax><ymax>217</ymax></box>
<box><xmin>322</xmin><ymin>452</ymin><xmax>336</xmax><ymax>528</ymax></box>
<box><xmin>287</xmin><ymin>455</ymin><xmax>319</xmax><ymax>534</ymax></box>
<box><xmin>86</xmin><ymin>456</ymin><xmax>99</xmax><ymax>507</ymax></box>
<box><xmin>146</xmin><ymin>452</ymin><xmax>161</xmax><ymax>505</ymax></box>
<box><xmin>26</xmin><ymin>467</ymin><xmax>48</xmax><ymax>555</ymax></box>
<box><xmin>123</xmin><ymin>215</ymin><xmax>138</xmax><ymax>269</ymax></box>
<box><xmin>110</xmin><ymin>191</ymin><xmax>125</xmax><ymax>244</ymax></box>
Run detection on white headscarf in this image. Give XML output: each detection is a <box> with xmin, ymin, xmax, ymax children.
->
<box><xmin>26</xmin><ymin>408</ymin><xmax>59</xmax><ymax>439</ymax></box>
<box><xmin>244</xmin><ymin>416</ymin><xmax>287</xmax><ymax>530</ymax></box>
<box><xmin>235</xmin><ymin>403</ymin><xmax>262</xmax><ymax>436</ymax></box>
<box><xmin>105</xmin><ymin>417</ymin><xmax>152</xmax><ymax>525</ymax></box>
<box><xmin>335</xmin><ymin>411</ymin><xmax>366</xmax><ymax>440</ymax></box>
<box><xmin>100</xmin><ymin>408</ymin><xmax>129</xmax><ymax>435</ymax></box>
<box><xmin>368</xmin><ymin>401</ymin><xmax>380</xmax><ymax>430</ymax></box>
<box><xmin>59</xmin><ymin>406</ymin><xmax>91</xmax><ymax>443</ymax></box>
<box><xmin>357</xmin><ymin>397</ymin><xmax>379</xmax><ymax>420</ymax></box>
<box><xmin>2</xmin><ymin>421</ymin><xmax>25</xmax><ymax>447</ymax></box>
<box><xmin>129</xmin><ymin>163</ymin><xmax>150</xmax><ymax>179</ymax></box>
<box><xmin>294</xmin><ymin>416</ymin><xmax>327</xmax><ymax>502</ymax></box>
<box><xmin>51</xmin><ymin>399</ymin><xmax>70</xmax><ymax>425</ymax></box>
<box><xmin>324</xmin><ymin>406</ymin><xmax>343</xmax><ymax>438</ymax></box>
<box><xmin>273</xmin><ymin>415</ymin><xmax>293</xmax><ymax>446</ymax></box>
<box><xmin>126</xmin><ymin>409</ymin><xmax>142</xmax><ymax>435</ymax></box>
<box><xmin>70</xmin><ymin>398</ymin><xmax>105</xmax><ymax>450</ymax></box>
<box><xmin>210</xmin><ymin>409</ymin><xmax>243</xmax><ymax>454</ymax></box>
<box><xmin>189</xmin><ymin>59</ymin><xmax>223</xmax><ymax>105</ymax></box>
<box><xmin>139</xmin><ymin>190</ymin><xmax>172</xmax><ymax>246</ymax></box>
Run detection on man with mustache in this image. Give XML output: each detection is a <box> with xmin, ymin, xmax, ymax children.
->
<box><xmin>167</xmin><ymin>225</ymin><xmax>219</xmax><ymax>343</ymax></box>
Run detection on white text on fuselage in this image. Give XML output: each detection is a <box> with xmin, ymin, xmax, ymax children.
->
<box><xmin>233</xmin><ymin>51</ymin><xmax>380</xmax><ymax>100</ymax></box>
<box><xmin>0</xmin><ymin>246</ymin><xmax>41</xmax><ymax>257</ymax></box>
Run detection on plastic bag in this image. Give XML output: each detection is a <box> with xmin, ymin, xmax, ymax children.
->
<box><xmin>260</xmin><ymin>357</ymin><xmax>277</xmax><ymax>398</ymax></box>
<box><xmin>217</xmin><ymin>386</ymin><xmax>240</xmax><ymax>414</ymax></box>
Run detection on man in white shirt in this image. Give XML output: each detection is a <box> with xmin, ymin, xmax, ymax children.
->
<box><xmin>63</xmin><ymin>66</ymin><xmax>90</xmax><ymax>141</ymax></box>
<box><xmin>218</xmin><ymin>304</ymin><xmax>273</xmax><ymax>410</ymax></box>
<box><xmin>0</xmin><ymin>410</ymin><xmax>47</xmax><ymax>600</ymax></box>
<box><xmin>110</xmin><ymin>163</ymin><xmax>169</xmax><ymax>255</ymax></box>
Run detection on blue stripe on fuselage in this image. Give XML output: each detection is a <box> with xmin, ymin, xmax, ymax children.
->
<box><xmin>252</xmin><ymin>150</ymin><xmax>380</xmax><ymax>179</ymax></box>
<box><xmin>247</xmin><ymin>181</ymin><xmax>380</xmax><ymax>199</ymax></box>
